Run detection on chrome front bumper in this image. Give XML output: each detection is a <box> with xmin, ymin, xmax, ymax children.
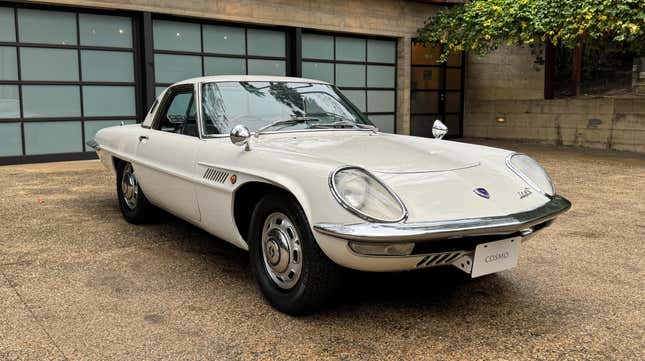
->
<box><xmin>86</xmin><ymin>139</ymin><xmax>100</xmax><ymax>150</ymax></box>
<box><xmin>314</xmin><ymin>195</ymin><xmax>571</xmax><ymax>243</ymax></box>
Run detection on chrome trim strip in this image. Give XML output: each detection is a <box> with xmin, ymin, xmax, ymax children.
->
<box><xmin>328</xmin><ymin>165</ymin><xmax>408</xmax><ymax>223</ymax></box>
<box><xmin>196</xmin><ymin>82</ymin><xmax>205</xmax><ymax>140</ymax></box>
<box><xmin>314</xmin><ymin>195</ymin><xmax>571</xmax><ymax>242</ymax></box>
<box><xmin>202</xmin><ymin>127</ymin><xmax>375</xmax><ymax>139</ymax></box>
<box><xmin>371</xmin><ymin>161</ymin><xmax>481</xmax><ymax>175</ymax></box>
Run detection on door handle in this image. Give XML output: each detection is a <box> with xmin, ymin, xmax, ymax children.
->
<box><xmin>139</xmin><ymin>135</ymin><xmax>148</xmax><ymax>142</ymax></box>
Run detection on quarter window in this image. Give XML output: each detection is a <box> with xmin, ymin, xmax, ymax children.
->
<box><xmin>157</xmin><ymin>89</ymin><xmax>198</xmax><ymax>137</ymax></box>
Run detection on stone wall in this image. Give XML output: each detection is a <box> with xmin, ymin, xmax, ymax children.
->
<box><xmin>35</xmin><ymin>0</ymin><xmax>434</xmax><ymax>37</ymax></box>
<box><xmin>466</xmin><ymin>46</ymin><xmax>645</xmax><ymax>154</ymax></box>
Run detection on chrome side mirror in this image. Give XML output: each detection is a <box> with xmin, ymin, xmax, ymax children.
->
<box><xmin>432</xmin><ymin>119</ymin><xmax>448</xmax><ymax>139</ymax></box>
<box><xmin>230</xmin><ymin>124</ymin><xmax>251</xmax><ymax>151</ymax></box>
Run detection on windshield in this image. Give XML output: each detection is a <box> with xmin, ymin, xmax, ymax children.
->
<box><xmin>200</xmin><ymin>81</ymin><xmax>371</xmax><ymax>135</ymax></box>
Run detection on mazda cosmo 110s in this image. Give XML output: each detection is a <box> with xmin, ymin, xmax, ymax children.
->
<box><xmin>88</xmin><ymin>75</ymin><xmax>571</xmax><ymax>315</ymax></box>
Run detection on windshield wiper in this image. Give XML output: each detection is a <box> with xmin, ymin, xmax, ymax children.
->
<box><xmin>308</xmin><ymin>120</ymin><xmax>378</xmax><ymax>133</ymax></box>
<box><xmin>306</xmin><ymin>112</ymin><xmax>355</xmax><ymax>123</ymax></box>
<box><xmin>255</xmin><ymin>116</ymin><xmax>320</xmax><ymax>137</ymax></box>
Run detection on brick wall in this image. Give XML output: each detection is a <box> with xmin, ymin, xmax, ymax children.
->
<box><xmin>466</xmin><ymin>46</ymin><xmax>645</xmax><ymax>154</ymax></box>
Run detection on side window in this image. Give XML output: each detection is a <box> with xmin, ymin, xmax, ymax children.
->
<box><xmin>157</xmin><ymin>90</ymin><xmax>198</xmax><ymax>137</ymax></box>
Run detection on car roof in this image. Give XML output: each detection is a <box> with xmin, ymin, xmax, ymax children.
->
<box><xmin>173</xmin><ymin>75</ymin><xmax>330</xmax><ymax>86</ymax></box>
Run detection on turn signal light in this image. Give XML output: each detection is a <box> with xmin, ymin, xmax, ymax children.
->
<box><xmin>349</xmin><ymin>241</ymin><xmax>414</xmax><ymax>256</ymax></box>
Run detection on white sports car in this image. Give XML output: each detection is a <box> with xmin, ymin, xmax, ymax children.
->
<box><xmin>89</xmin><ymin>75</ymin><xmax>571</xmax><ymax>315</ymax></box>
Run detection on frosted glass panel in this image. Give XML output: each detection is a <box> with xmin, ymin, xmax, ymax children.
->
<box><xmin>367</xmin><ymin>66</ymin><xmax>395</xmax><ymax>88</ymax></box>
<box><xmin>0</xmin><ymin>122</ymin><xmax>21</xmax><ymax>156</ymax></box>
<box><xmin>447</xmin><ymin>52</ymin><xmax>463</xmax><ymax>67</ymax></box>
<box><xmin>302</xmin><ymin>62</ymin><xmax>333</xmax><ymax>84</ymax></box>
<box><xmin>444</xmin><ymin>114</ymin><xmax>461</xmax><ymax>137</ymax></box>
<box><xmin>412</xmin><ymin>43</ymin><xmax>441</xmax><ymax>65</ymax></box>
<box><xmin>412</xmin><ymin>67</ymin><xmax>440</xmax><ymax>90</ymax></box>
<box><xmin>24</xmin><ymin>121</ymin><xmax>82</xmax><ymax>155</ymax></box>
<box><xmin>0</xmin><ymin>85</ymin><xmax>20</xmax><ymax>118</ymax></box>
<box><xmin>22</xmin><ymin>85</ymin><xmax>80</xmax><ymax>117</ymax></box>
<box><xmin>203</xmin><ymin>25</ymin><xmax>245</xmax><ymax>55</ymax></box>
<box><xmin>153</xmin><ymin>20</ymin><xmax>200</xmax><ymax>52</ymax></box>
<box><xmin>411</xmin><ymin>91</ymin><xmax>439</xmax><ymax>114</ymax></box>
<box><xmin>247</xmin><ymin>59</ymin><xmax>285</xmax><ymax>76</ymax></box>
<box><xmin>79</xmin><ymin>13</ymin><xmax>132</xmax><ymax>47</ymax></box>
<box><xmin>84</xmin><ymin>120</ymin><xmax>135</xmax><ymax>151</ymax></box>
<box><xmin>341</xmin><ymin>90</ymin><xmax>366</xmax><ymax>112</ymax></box>
<box><xmin>445</xmin><ymin>92</ymin><xmax>462</xmax><ymax>113</ymax></box>
<box><xmin>0</xmin><ymin>47</ymin><xmax>18</xmax><ymax>80</ymax></box>
<box><xmin>367</xmin><ymin>39</ymin><xmax>396</xmax><ymax>64</ymax></box>
<box><xmin>20</xmin><ymin>48</ymin><xmax>78</xmax><ymax>81</ymax></box>
<box><xmin>446</xmin><ymin>68</ymin><xmax>462</xmax><ymax>90</ymax></box>
<box><xmin>335</xmin><ymin>37</ymin><xmax>365</xmax><ymax>61</ymax></box>
<box><xmin>369</xmin><ymin>114</ymin><xmax>395</xmax><ymax>133</ymax></box>
<box><xmin>247</xmin><ymin>29</ymin><xmax>285</xmax><ymax>57</ymax></box>
<box><xmin>81</xmin><ymin>50</ymin><xmax>133</xmax><ymax>82</ymax></box>
<box><xmin>367</xmin><ymin>90</ymin><xmax>395</xmax><ymax>112</ymax></box>
<box><xmin>204</xmin><ymin>57</ymin><xmax>246</xmax><ymax>75</ymax></box>
<box><xmin>154</xmin><ymin>54</ymin><xmax>201</xmax><ymax>83</ymax></box>
<box><xmin>18</xmin><ymin>9</ymin><xmax>77</xmax><ymax>45</ymax></box>
<box><xmin>82</xmin><ymin>86</ymin><xmax>135</xmax><ymax>116</ymax></box>
<box><xmin>0</xmin><ymin>7</ymin><xmax>15</xmax><ymax>42</ymax></box>
<box><xmin>336</xmin><ymin>64</ymin><xmax>365</xmax><ymax>87</ymax></box>
<box><xmin>302</xmin><ymin>34</ymin><xmax>333</xmax><ymax>60</ymax></box>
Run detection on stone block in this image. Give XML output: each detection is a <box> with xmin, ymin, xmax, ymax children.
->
<box><xmin>611</xmin><ymin>129</ymin><xmax>645</xmax><ymax>146</ymax></box>
<box><xmin>612</xmin><ymin>113</ymin><xmax>645</xmax><ymax>131</ymax></box>
<box><xmin>463</xmin><ymin>125</ymin><xmax>488</xmax><ymax>138</ymax></box>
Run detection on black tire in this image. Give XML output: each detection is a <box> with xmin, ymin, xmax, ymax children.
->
<box><xmin>116</xmin><ymin>161</ymin><xmax>155</xmax><ymax>224</ymax></box>
<box><xmin>248</xmin><ymin>192</ymin><xmax>342</xmax><ymax>315</ymax></box>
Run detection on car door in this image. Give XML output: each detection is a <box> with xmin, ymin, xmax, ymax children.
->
<box><xmin>134</xmin><ymin>84</ymin><xmax>202</xmax><ymax>222</ymax></box>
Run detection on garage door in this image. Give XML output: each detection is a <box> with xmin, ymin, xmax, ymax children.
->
<box><xmin>300</xmin><ymin>33</ymin><xmax>397</xmax><ymax>133</ymax></box>
<box><xmin>0</xmin><ymin>5</ymin><xmax>138</xmax><ymax>161</ymax></box>
<box><xmin>152</xmin><ymin>18</ymin><xmax>288</xmax><ymax>97</ymax></box>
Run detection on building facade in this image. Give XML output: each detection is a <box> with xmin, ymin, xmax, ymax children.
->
<box><xmin>0</xmin><ymin>0</ymin><xmax>643</xmax><ymax>164</ymax></box>
<box><xmin>0</xmin><ymin>0</ymin><xmax>450</xmax><ymax>164</ymax></box>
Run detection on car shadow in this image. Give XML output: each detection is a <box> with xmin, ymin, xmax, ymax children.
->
<box><xmin>152</xmin><ymin>210</ymin><xmax>535</xmax><ymax>316</ymax></box>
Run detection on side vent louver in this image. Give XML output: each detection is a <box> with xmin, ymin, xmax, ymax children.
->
<box><xmin>203</xmin><ymin>167</ymin><xmax>229</xmax><ymax>184</ymax></box>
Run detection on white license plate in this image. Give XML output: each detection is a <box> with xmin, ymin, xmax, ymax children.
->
<box><xmin>471</xmin><ymin>237</ymin><xmax>522</xmax><ymax>278</ymax></box>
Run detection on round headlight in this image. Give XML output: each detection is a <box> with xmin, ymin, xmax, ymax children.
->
<box><xmin>506</xmin><ymin>153</ymin><xmax>555</xmax><ymax>196</ymax></box>
<box><xmin>330</xmin><ymin>167</ymin><xmax>407</xmax><ymax>223</ymax></box>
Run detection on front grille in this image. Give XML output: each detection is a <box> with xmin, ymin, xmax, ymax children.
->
<box><xmin>416</xmin><ymin>251</ymin><xmax>467</xmax><ymax>268</ymax></box>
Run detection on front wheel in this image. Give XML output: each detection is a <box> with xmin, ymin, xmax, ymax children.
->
<box><xmin>248</xmin><ymin>193</ymin><xmax>341</xmax><ymax>315</ymax></box>
<box><xmin>116</xmin><ymin>161</ymin><xmax>155</xmax><ymax>224</ymax></box>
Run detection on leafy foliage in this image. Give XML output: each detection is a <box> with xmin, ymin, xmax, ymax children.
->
<box><xmin>416</xmin><ymin>0</ymin><xmax>645</xmax><ymax>62</ymax></box>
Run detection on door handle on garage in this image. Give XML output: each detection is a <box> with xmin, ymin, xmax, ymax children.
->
<box><xmin>139</xmin><ymin>135</ymin><xmax>148</xmax><ymax>142</ymax></box>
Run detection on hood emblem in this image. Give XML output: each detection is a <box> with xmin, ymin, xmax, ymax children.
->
<box><xmin>474</xmin><ymin>188</ymin><xmax>490</xmax><ymax>199</ymax></box>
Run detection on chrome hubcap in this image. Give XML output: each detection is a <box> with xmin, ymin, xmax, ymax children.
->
<box><xmin>261</xmin><ymin>212</ymin><xmax>302</xmax><ymax>290</ymax></box>
<box><xmin>121</xmin><ymin>163</ymin><xmax>138</xmax><ymax>210</ymax></box>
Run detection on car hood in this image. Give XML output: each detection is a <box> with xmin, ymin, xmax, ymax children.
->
<box><xmin>253</xmin><ymin>131</ymin><xmax>480</xmax><ymax>173</ymax></box>
<box><xmin>250</xmin><ymin>131</ymin><xmax>548</xmax><ymax>221</ymax></box>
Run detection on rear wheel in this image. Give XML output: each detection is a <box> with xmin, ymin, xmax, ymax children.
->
<box><xmin>248</xmin><ymin>192</ymin><xmax>341</xmax><ymax>315</ymax></box>
<box><xmin>116</xmin><ymin>161</ymin><xmax>155</xmax><ymax>224</ymax></box>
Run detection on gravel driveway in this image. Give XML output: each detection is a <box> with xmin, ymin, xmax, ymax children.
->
<box><xmin>1</xmin><ymin>140</ymin><xmax>643</xmax><ymax>360</ymax></box>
